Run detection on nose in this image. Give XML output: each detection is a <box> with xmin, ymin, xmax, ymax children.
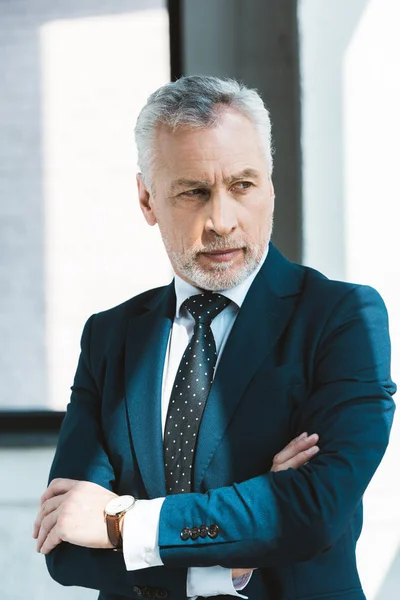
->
<box><xmin>205</xmin><ymin>192</ymin><xmax>238</xmax><ymax>237</ymax></box>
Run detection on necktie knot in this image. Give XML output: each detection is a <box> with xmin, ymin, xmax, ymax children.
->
<box><xmin>183</xmin><ymin>292</ymin><xmax>230</xmax><ymax>325</ymax></box>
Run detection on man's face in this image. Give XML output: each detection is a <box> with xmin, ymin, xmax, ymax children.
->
<box><xmin>137</xmin><ymin>109</ymin><xmax>275</xmax><ymax>290</ymax></box>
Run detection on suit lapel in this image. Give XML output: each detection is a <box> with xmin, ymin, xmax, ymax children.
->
<box><xmin>125</xmin><ymin>283</ymin><xmax>175</xmax><ymax>499</ymax></box>
<box><xmin>193</xmin><ymin>244</ymin><xmax>305</xmax><ymax>491</ymax></box>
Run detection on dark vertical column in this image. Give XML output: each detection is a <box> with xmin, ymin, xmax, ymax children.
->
<box><xmin>179</xmin><ymin>0</ymin><xmax>302</xmax><ymax>263</ymax></box>
<box><xmin>168</xmin><ymin>0</ymin><xmax>183</xmax><ymax>81</ymax></box>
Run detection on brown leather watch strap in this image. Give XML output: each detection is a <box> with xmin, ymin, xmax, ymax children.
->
<box><xmin>106</xmin><ymin>514</ymin><xmax>122</xmax><ymax>550</ymax></box>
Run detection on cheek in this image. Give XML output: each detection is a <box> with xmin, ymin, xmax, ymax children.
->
<box><xmin>241</xmin><ymin>203</ymin><xmax>272</xmax><ymax>238</ymax></box>
<box><xmin>161</xmin><ymin>209</ymin><xmax>203</xmax><ymax>251</ymax></box>
<box><xmin>176</xmin><ymin>209</ymin><xmax>205</xmax><ymax>244</ymax></box>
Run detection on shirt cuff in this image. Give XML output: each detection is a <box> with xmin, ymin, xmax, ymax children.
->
<box><xmin>122</xmin><ymin>497</ymin><xmax>165</xmax><ymax>571</ymax></box>
<box><xmin>187</xmin><ymin>567</ymin><xmax>249</xmax><ymax>599</ymax></box>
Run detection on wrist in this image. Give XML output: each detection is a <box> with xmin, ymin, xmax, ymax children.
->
<box><xmin>104</xmin><ymin>495</ymin><xmax>136</xmax><ymax>550</ymax></box>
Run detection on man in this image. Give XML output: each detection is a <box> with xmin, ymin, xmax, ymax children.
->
<box><xmin>34</xmin><ymin>76</ymin><xmax>396</xmax><ymax>600</ymax></box>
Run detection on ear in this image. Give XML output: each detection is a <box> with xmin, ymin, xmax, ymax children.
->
<box><xmin>268</xmin><ymin>178</ymin><xmax>275</xmax><ymax>210</ymax></box>
<box><xmin>268</xmin><ymin>178</ymin><xmax>275</xmax><ymax>199</ymax></box>
<box><xmin>137</xmin><ymin>173</ymin><xmax>157</xmax><ymax>226</ymax></box>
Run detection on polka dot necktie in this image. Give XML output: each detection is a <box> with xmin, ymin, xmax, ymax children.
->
<box><xmin>164</xmin><ymin>292</ymin><xmax>231</xmax><ymax>495</ymax></box>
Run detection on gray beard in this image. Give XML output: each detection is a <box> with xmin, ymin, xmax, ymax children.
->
<box><xmin>159</xmin><ymin>219</ymin><xmax>272</xmax><ymax>291</ymax></box>
<box><xmin>170</xmin><ymin>244</ymin><xmax>266</xmax><ymax>291</ymax></box>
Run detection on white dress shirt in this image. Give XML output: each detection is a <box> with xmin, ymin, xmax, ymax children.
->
<box><xmin>123</xmin><ymin>247</ymin><xmax>269</xmax><ymax>598</ymax></box>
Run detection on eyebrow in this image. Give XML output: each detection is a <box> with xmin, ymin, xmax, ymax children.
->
<box><xmin>168</xmin><ymin>168</ymin><xmax>261</xmax><ymax>195</ymax></box>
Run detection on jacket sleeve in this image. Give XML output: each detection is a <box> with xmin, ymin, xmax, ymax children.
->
<box><xmin>45</xmin><ymin>315</ymin><xmax>187</xmax><ymax>597</ymax></box>
<box><xmin>158</xmin><ymin>285</ymin><xmax>396</xmax><ymax>568</ymax></box>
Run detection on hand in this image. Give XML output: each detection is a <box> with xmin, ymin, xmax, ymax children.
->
<box><xmin>270</xmin><ymin>431</ymin><xmax>319</xmax><ymax>472</ymax></box>
<box><xmin>33</xmin><ymin>478</ymin><xmax>117</xmax><ymax>554</ymax></box>
<box><xmin>231</xmin><ymin>432</ymin><xmax>319</xmax><ymax>579</ymax></box>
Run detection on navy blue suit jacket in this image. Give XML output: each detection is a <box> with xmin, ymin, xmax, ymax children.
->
<box><xmin>46</xmin><ymin>244</ymin><xmax>396</xmax><ymax>600</ymax></box>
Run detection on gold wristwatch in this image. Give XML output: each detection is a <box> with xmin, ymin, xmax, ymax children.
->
<box><xmin>105</xmin><ymin>495</ymin><xmax>136</xmax><ymax>550</ymax></box>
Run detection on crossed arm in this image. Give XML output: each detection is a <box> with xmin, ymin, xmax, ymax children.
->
<box><xmin>33</xmin><ymin>433</ymin><xmax>319</xmax><ymax>562</ymax></box>
<box><xmin>33</xmin><ymin>285</ymin><xmax>396</xmax><ymax>594</ymax></box>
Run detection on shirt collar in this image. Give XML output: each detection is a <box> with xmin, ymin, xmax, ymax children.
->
<box><xmin>174</xmin><ymin>244</ymin><xmax>269</xmax><ymax>318</ymax></box>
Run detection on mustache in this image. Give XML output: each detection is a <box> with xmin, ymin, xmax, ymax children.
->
<box><xmin>194</xmin><ymin>239</ymin><xmax>246</xmax><ymax>254</ymax></box>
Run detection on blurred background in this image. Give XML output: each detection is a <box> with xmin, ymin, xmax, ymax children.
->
<box><xmin>0</xmin><ymin>0</ymin><xmax>399</xmax><ymax>598</ymax></box>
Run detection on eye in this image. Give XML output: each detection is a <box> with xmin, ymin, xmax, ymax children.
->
<box><xmin>231</xmin><ymin>181</ymin><xmax>253</xmax><ymax>191</ymax></box>
<box><xmin>181</xmin><ymin>188</ymin><xmax>208</xmax><ymax>198</ymax></box>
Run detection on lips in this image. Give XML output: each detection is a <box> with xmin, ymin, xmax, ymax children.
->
<box><xmin>201</xmin><ymin>248</ymin><xmax>243</xmax><ymax>262</ymax></box>
<box><xmin>205</xmin><ymin>248</ymin><xmax>239</xmax><ymax>255</ymax></box>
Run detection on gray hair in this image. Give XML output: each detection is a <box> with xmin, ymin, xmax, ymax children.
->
<box><xmin>134</xmin><ymin>75</ymin><xmax>273</xmax><ymax>187</ymax></box>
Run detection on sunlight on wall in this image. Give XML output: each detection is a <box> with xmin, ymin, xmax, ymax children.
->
<box><xmin>344</xmin><ymin>0</ymin><xmax>400</xmax><ymax>597</ymax></box>
<box><xmin>300</xmin><ymin>0</ymin><xmax>399</xmax><ymax>596</ymax></box>
<box><xmin>40</xmin><ymin>9</ymin><xmax>172</xmax><ymax>410</ymax></box>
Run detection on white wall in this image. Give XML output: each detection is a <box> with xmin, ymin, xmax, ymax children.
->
<box><xmin>0</xmin><ymin>447</ymin><xmax>96</xmax><ymax>600</ymax></box>
<box><xmin>0</xmin><ymin>0</ymin><xmax>172</xmax><ymax>411</ymax></box>
<box><xmin>40</xmin><ymin>9</ymin><xmax>172</xmax><ymax>410</ymax></box>
<box><xmin>299</xmin><ymin>1</ymin><xmax>400</xmax><ymax>598</ymax></box>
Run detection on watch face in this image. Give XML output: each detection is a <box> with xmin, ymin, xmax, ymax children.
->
<box><xmin>106</xmin><ymin>495</ymin><xmax>135</xmax><ymax>516</ymax></box>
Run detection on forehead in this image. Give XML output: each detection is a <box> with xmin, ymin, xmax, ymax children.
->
<box><xmin>154</xmin><ymin>109</ymin><xmax>267</xmax><ymax>181</ymax></box>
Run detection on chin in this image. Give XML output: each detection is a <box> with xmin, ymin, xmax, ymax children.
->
<box><xmin>173</xmin><ymin>244</ymin><xmax>266</xmax><ymax>291</ymax></box>
<box><xmin>187</xmin><ymin>264</ymin><xmax>251</xmax><ymax>291</ymax></box>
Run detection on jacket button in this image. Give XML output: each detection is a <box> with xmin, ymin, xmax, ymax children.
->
<box><xmin>180</xmin><ymin>527</ymin><xmax>191</xmax><ymax>541</ymax></box>
<box><xmin>208</xmin><ymin>524</ymin><xmax>219</xmax><ymax>539</ymax></box>
<box><xmin>190</xmin><ymin>526</ymin><xmax>200</xmax><ymax>540</ymax></box>
<box><xmin>199</xmin><ymin>525</ymin><xmax>208</xmax><ymax>538</ymax></box>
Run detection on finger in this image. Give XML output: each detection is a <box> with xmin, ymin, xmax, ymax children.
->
<box><xmin>291</xmin><ymin>432</ymin><xmax>308</xmax><ymax>444</ymax></box>
<box><xmin>40</xmin><ymin>478</ymin><xmax>78</xmax><ymax>505</ymax></box>
<box><xmin>39</xmin><ymin>524</ymin><xmax>63</xmax><ymax>555</ymax></box>
<box><xmin>273</xmin><ymin>434</ymin><xmax>312</xmax><ymax>464</ymax></box>
<box><xmin>40</xmin><ymin>478</ymin><xmax>77</xmax><ymax>505</ymax></box>
<box><xmin>36</xmin><ymin>509</ymin><xmax>60</xmax><ymax>552</ymax></box>
<box><xmin>273</xmin><ymin>433</ymin><xmax>319</xmax><ymax>465</ymax></box>
<box><xmin>274</xmin><ymin>446</ymin><xmax>319</xmax><ymax>472</ymax></box>
<box><xmin>33</xmin><ymin>494</ymin><xmax>65</xmax><ymax>539</ymax></box>
<box><xmin>274</xmin><ymin>432</ymin><xmax>308</xmax><ymax>453</ymax></box>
